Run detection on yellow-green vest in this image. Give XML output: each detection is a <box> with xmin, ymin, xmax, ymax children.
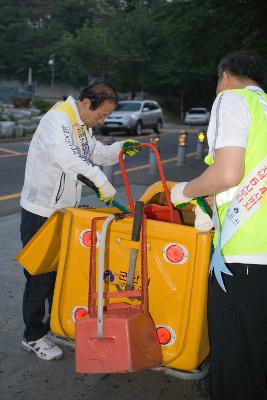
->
<box><xmin>206</xmin><ymin>88</ymin><xmax>267</xmax><ymax>256</ymax></box>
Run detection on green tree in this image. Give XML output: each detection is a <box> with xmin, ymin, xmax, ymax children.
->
<box><xmin>0</xmin><ymin>0</ymin><xmax>266</xmax><ymax>107</ymax></box>
<box><xmin>106</xmin><ymin>5</ymin><xmax>157</xmax><ymax>97</ymax></box>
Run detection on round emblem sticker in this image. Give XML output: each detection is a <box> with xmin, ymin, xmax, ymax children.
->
<box><xmin>163</xmin><ymin>242</ymin><xmax>188</xmax><ymax>265</ymax></box>
<box><xmin>156</xmin><ymin>324</ymin><xmax>176</xmax><ymax>346</ymax></box>
<box><xmin>72</xmin><ymin>305</ymin><xmax>88</xmax><ymax>322</ymax></box>
<box><xmin>79</xmin><ymin>229</ymin><xmax>100</xmax><ymax>248</ymax></box>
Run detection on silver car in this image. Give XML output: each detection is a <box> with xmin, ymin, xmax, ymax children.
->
<box><xmin>101</xmin><ymin>100</ymin><xmax>164</xmax><ymax>135</ymax></box>
<box><xmin>184</xmin><ymin>107</ymin><xmax>210</xmax><ymax>125</ymax></box>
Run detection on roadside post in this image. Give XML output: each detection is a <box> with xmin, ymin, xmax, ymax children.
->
<box><xmin>102</xmin><ymin>136</ymin><xmax>115</xmax><ymax>184</ymax></box>
<box><xmin>149</xmin><ymin>134</ymin><xmax>160</xmax><ymax>175</ymax></box>
<box><xmin>196</xmin><ymin>130</ymin><xmax>205</xmax><ymax>160</ymax></box>
<box><xmin>176</xmin><ymin>130</ymin><xmax>188</xmax><ymax>166</ymax></box>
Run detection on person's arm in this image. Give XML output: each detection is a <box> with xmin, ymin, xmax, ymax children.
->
<box><xmin>184</xmin><ymin>91</ymin><xmax>249</xmax><ymax>197</ymax></box>
<box><xmin>89</xmin><ymin>137</ymin><xmax>122</xmax><ymax>166</ymax></box>
<box><xmin>90</xmin><ymin>138</ymin><xmax>141</xmax><ymax>165</ymax></box>
<box><xmin>184</xmin><ymin>146</ymin><xmax>245</xmax><ymax>198</ymax></box>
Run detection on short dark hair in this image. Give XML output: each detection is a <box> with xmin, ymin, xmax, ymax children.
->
<box><xmin>79</xmin><ymin>83</ymin><xmax>118</xmax><ymax>110</ymax></box>
<box><xmin>218</xmin><ymin>50</ymin><xmax>266</xmax><ymax>86</ymax></box>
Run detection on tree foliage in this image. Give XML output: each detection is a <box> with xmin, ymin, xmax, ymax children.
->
<box><xmin>0</xmin><ymin>0</ymin><xmax>266</xmax><ymax>107</ymax></box>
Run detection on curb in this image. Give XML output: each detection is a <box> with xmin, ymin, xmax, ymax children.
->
<box><xmin>0</xmin><ymin>135</ymin><xmax>33</xmax><ymax>143</ymax></box>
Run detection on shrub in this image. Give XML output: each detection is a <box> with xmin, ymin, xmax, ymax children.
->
<box><xmin>31</xmin><ymin>98</ymin><xmax>55</xmax><ymax>114</ymax></box>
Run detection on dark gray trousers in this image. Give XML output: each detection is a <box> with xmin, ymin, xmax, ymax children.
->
<box><xmin>20</xmin><ymin>208</ymin><xmax>56</xmax><ymax>341</ymax></box>
<box><xmin>208</xmin><ymin>263</ymin><xmax>267</xmax><ymax>400</ymax></box>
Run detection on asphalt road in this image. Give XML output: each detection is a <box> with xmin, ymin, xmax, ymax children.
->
<box><xmin>0</xmin><ymin>124</ymin><xmax>207</xmax><ymax>217</ymax></box>
<box><xmin>0</xmin><ymin>124</ymin><xmax>211</xmax><ymax>400</ymax></box>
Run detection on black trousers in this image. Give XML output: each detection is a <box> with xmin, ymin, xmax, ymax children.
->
<box><xmin>208</xmin><ymin>263</ymin><xmax>267</xmax><ymax>400</ymax></box>
<box><xmin>20</xmin><ymin>208</ymin><xmax>56</xmax><ymax>342</ymax></box>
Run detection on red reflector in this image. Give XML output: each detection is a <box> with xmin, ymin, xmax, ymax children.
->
<box><xmin>156</xmin><ymin>327</ymin><xmax>172</xmax><ymax>345</ymax></box>
<box><xmin>82</xmin><ymin>230</ymin><xmax>92</xmax><ymax>248</ymax></box>
<box><xmin>166</xmin><ymin>244</ymin><xmax>184</xmax><ymax>263</ymax></box>
<box><xmin>75</xmin><ymin>308</ymin><xmax>87</xmax><ymax>320</ymax></box>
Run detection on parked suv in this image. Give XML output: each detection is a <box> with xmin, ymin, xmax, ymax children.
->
<box><xmin>101</xmin><ymin>100</ymin><xmax>164</xmax><ymax>135</ymax></box>
<box><xmin>184</xmin><ymin>107</ymin><xmax>210</xmax><ymax>125</ymax></box>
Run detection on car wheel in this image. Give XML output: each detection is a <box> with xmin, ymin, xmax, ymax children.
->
<box><xmin>134</xmin><ymin>121</ymin><xmax>143</xmax><ymax>136</ymax></box>
<box><xmin>154</xmin><ymin>119</ymin><xmax>163</xmax><ymax>134</ymax></box>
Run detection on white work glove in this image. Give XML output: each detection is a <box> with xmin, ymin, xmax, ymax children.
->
<box><xmin>194</xmin><ymin>205</ymin><xmax>214</xmax><ymax>230</ymax></box>
<box><xmin>170</xmin><ymin>182</ymin><xmax>193</xmax><ymax>208</ymax></box>
<box><xmin>97</xmin><ymin>180</ymin><xmax>116</xmax><ymax>204</ymax></box>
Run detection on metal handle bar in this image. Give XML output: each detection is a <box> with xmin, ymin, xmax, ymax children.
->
<box><xmin>77</xmin><ymin>173</ymin><xmax>130</xmax><ymax>214</ymax></box>
<box><xmin>89</xmin><ymin>214</ymin><xmax>148</xmax><ymax>317</ymax></box>
<box><xmin>119</xmin><ymin>143</ymin><xmax>173</xmax><ymax>213</ymax></box>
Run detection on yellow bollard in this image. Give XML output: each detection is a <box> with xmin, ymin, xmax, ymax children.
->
<box><xmin>196</xmin><ymin>131</ymin><xmax>206</xmax><ymax>160</ymax></box>
<box><xmin>177</xmin><ymin>130</ymin><xmax>188</xmax><ymax>165</ymax></box>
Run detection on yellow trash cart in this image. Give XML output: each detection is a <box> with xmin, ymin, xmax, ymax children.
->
<box><xmin>16</xmin><ymin>144</ymin><xmax>213</xmax><ymax>379</ymax></box>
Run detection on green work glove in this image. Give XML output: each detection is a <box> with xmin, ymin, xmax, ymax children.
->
<box><xmin>170</xmin><ymin>182</ymin><xmax>213</xmax><ymax>230</ymax></box>
<box><xmin>195</xmin><ymin>197</ymin><xmax>211</xmax><ymax>216</ymax></box>
<box><xmin>122</xmin><ymin>139</ymin><xmax>141</xmax><ymax>156</ymax></box>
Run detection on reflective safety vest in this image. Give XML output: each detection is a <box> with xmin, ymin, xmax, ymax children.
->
<box><xmin>206</xmin><ymin>88</ymin><xmax>267</xmax><ymax>257</ymax></box>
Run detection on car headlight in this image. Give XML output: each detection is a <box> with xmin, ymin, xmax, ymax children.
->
<box><xmin>123</xmin><ymin>116</ymin><xmax>130</xmax><ymax>121</ymax></box>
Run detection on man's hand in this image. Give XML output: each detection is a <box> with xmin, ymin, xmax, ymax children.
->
<box><xmin>97</xmin><ymin>181</ymin><xmax>116</xmax><ymax>204</ymax></box>
<box><xmin>122</xmin><ymin>139</ymin><xmax>141</xmax><ymax>156</ymax></box>
<box><xmin>170</xmin><ymin>182</ymin><xmax>193</xmax><ymax>208</ymax></box>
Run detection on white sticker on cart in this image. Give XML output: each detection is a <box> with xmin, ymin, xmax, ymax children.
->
<box><xmin>163</xmin><ymin>242</ymin><xmax>188</xmax><ymax>265</ymax></box>
<box><xmin>79</xmin><ymin>229</ymin><xmax>100</xmax><ymax>248</ymax></box>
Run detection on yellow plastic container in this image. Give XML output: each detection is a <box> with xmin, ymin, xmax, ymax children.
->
<box><xmin>17</xmin><ymin>211</ymin><xmax>64</xmax><ymax>274</ymax></box>
<box><xmin>16</xmin><ymin>182</ymin><xmax>213</xmax><ymax>371</ymax></box>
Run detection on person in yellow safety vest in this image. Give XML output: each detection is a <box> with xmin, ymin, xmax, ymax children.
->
<box><xmin>20</xmin><ymin>83</ymin><xmax>140</xmax><ymax>361</ymax></box>
<box><xmin>171</xmin><ymin>51</ymin><xmax>267</xmax><ymax>400</ymax></box>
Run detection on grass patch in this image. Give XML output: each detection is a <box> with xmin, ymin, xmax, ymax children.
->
<box><xmin>162</xmin><ymin>107</ymin><xmax>183</xmax><ymax>124</ymax></box>
<box><xmin>31</xmin><ymin>98</ymin><xmax>56</xmax><ymax>113</ymax></box>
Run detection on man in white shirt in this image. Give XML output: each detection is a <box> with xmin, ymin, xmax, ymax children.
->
<box><xmin>171</xmin><ymin>51</ymin><xmax>267</xmax><ymax>400</ymax></box>
<box><xmin>20</xmin><ymin>83</ymin><xmax>140</xmax><ymax>361</ymax></box>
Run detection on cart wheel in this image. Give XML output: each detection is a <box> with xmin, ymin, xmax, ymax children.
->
<box><xmin>152</xmin><ymin>358</ymin><xmax>210</xmax><ymax>381</ymax></box>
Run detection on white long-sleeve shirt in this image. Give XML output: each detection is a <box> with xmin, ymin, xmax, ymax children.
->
<box><xmin>21</xmin><ymin>96</ymin><xmax>122</xmax><ymax>217</ymax></box>
<box><xmin>207</xmin><ymin>86</ymin><xmax>267</xmax><ymax>264</ymax></box>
